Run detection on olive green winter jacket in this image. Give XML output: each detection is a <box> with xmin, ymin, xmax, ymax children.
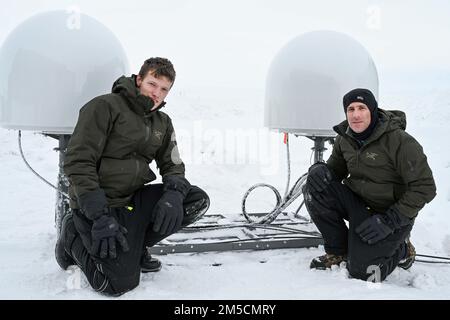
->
<box><xmin>327</xmin><ymin>109</ymin><xmax>436</xmax><ymax>218</ymax></box>
<box><xmin>64</xmin><ymin>75</ymin><xmax>185</xmax><ymax>209</ymax></box>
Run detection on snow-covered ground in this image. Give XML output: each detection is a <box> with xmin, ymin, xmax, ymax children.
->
<box><xmin>1</xmin><ymin>0</ymin><xmax>450</xmax><ymax>300</ymax></box>
<box><xmin>0</xmin><ymin>81</ymin><xmax>449</xmax><ymax>299</ymax></box>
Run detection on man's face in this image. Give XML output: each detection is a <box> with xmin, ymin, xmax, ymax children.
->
<box><xmin>136</xmin><ymin>71</ymin><xmax>173</xmax><ymax>110</ymax></box>
<box><xmin>346</xmin><ymin>102</ymin><xmax>371</xmax><ymax>133</ymax></box>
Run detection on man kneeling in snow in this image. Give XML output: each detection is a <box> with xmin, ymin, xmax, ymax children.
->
<box><xmin>55</xmin><ymin>57</ymin><xmax>210</xmax><ymax>296</ymax></box>
<box><xmin>302</xmin><ymin>88</ymin><xmax>436</xmax><ymax>282</ymax></box>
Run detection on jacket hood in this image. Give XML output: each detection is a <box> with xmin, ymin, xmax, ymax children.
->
<box><xmin>333</xmin><ymin>108</ymin><xmax>407</xmax><ymax>142</ymax></box>
<box><xmin>111</xmin><ymin>75</ymin><xmax>166</xmax><ymax>115</ymax></box>
<box><xmin>383</xmin><ymin>109</ymin><xmax>407</xmax><ymax>131</ymax></box>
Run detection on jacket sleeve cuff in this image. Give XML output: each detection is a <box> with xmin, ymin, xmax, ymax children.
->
<box><xmin>386</xmin><ymin>206</ymin><xmax>414</xmax><ymax>229</ymax></box>
<box><xmin>162</xmin><ymin>175</ymin><xmax>191</xmax><ymax>198</ymax></box>
<box><xmin>77</xmin><ymin>189</ymin><xmax>108</xmax><ymax>220</ymax></box>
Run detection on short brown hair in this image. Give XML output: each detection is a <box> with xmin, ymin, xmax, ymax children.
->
<box><xmin>138</xmin><ymin>57</ymin><xmax>176</xmax><ymax>84</ymax></box>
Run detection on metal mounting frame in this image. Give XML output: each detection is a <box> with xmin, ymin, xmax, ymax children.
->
<box><xmin>52</xmin><ymin>133</ymin><xmax>324</xmax><ymax>255</ymax></box>
<box><xmin>148</xmin><ymin>213</ymin><xmax>323</xmax><ymax>255</ymax></box>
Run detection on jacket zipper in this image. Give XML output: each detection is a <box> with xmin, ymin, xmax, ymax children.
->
<box><xmin>131</xmin><ymin>158</ymin><xmax>140</xmax><ymax>189</ymax></box>
<box><xmin>144</xmin><ymin>125</ymin><xmax>150</xmax><ymax>143</ymax></box>
<box><xmin>356</xmin><ymin>150</ymin><xmax>360</xmax><ymax>168</ymax></box>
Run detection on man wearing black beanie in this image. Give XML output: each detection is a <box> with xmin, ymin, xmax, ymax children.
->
<box><xmin>302</xmin><ymin>88</ymin><xmax>436</xmax><ymax>282</ymax></box>
<box><xmin>342</xmin><ymin>88</ymin><xmax>379</xmax><ymax>145</ymax></box>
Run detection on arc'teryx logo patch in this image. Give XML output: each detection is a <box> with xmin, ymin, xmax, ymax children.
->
<box><xmin>153</xmin><ymin>130</ymin><xmax>163</xmax><ymax>140</ymax></box>
<box><xmin>366</xmin><ymin>152</ymin><xmax>378</xmax><ymax>160</ymax></box>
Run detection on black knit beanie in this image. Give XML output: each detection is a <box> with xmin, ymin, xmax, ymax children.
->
<box><xmin>342</xmin><ymin>88</ymin><xmax>379</xmax><ymax>142</ymax></box>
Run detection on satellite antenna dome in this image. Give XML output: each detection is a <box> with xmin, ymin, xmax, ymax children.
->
<box><xmin>0</xmin><ymin>10</ymin><xmax>129</xmax><ymax>134</ymax></box>
<box><xmin>264</xmin><ymin>30</ymin><xmax>379</xmax><ymax>137</ymax></box>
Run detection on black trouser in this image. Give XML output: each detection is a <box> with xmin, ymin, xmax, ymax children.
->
<box><xmin>304</xmin><ymin>177</ymin><xmax>412</xmax><ymax>282</ymax></box>
<box><xmin>70</xmin><ymin>184</ymin><xmax>209</xmax><ymax>296</ymax></box>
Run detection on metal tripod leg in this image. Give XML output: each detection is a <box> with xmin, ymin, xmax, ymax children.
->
<box><xmin>53</xmin><ymin>134</ymin><xmax>71</xmax><ymax>237</ymax></box>
<box><xmin>306</xmin><ymin>135</ymin><xmax>334</xmax><ymax>163</ymax></box>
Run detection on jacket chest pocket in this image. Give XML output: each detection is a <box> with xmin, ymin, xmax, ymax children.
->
<box><xmin>342</xmin><ymin>149</ymin><xmax>357</xmax><ymax>169</ymax></box>
<box><xmin>139</xmin><ymin>124</ymin><xmax>166</xmax><ymax>158</ymax></box>
<box><xmin>361</xmin><ymin>150</ymin><xmax>396</xmax><ymax>182</ymax></box>
<box><xmin>147</xmin><ymin>121</ymin><xmax>166</xmax><ymax>147</ymax></box>
<box><xmin>112</xmin><ymin>114</ymin><xmax>146</xmax><ymax>142</ymax></box>
<box><xmin>150</xmin><ymin>125</ymin><xmax>165</xmax><ymax>145</ymax></box>
<box><xmin>361</xmin><ymin>150</ymin><xmax>389</xmax><ymax>168</ymax></box>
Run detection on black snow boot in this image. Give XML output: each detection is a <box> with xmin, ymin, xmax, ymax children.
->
<box><xmin>310</xmin><ymin>253</ymin><xmax>347</xmax><ymax>270</ymax></box>
<box><xmin>140</xmin><ymin>250</ymin><xmax>162</xmax><ymax>273</ymax></box>
<box><xmin>55</xmin><ymin>213</ymin><xmax>77</xmax><ymax>270</ymax></box>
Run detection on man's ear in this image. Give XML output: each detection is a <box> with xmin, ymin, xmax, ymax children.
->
<box><xmin>136</xmin><ymin>75</ymin><xmax>142</xmax><ymax>87</ymax></box>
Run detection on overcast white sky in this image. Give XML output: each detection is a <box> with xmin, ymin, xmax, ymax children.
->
<box><xmin>1</xmin><ymin>0</ymin><xmax>450</xmax><ymax>91</ymax></box>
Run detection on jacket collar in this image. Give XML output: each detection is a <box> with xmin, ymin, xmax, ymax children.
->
<box><xmin>333</xmin><ymin>109</ymin><xmax>401</xmax><ymax>148</ymax></box>
<box><xmin>111</xmin><ymin>75</ymin><xmax>166</xmax><ymax>117</ymax></box>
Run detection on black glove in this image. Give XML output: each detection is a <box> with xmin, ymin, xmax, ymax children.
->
<box><xmin>152</xmin><ymin>190</ymin><xmax>184</xmax><ymax>235</ymax></box>
<box><xmin>78</xmin><ymin>189</ymin><xmax>109</xmax><ymax>220</ymax></box>
<box><xmin>91</xmin><ymin>214</ymin><xmax>130</xmax><ymax>259</ymax></box>
<box><xmin>356</xmin><ymin>207</ymin><xmax>413</xmax><ymax>245</ymax></box>
<box><xmin>306</xmin><ymin>162</ymin><xmax>334</xmax><ymax>194</ymax></box>
<box><xmin>152</xmin><ymin>176</ymin><xmax>191</xmax><ymax>235</ymax></box>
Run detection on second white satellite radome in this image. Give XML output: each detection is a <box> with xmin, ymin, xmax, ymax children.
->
<box><xmin>264</xmin><ymin>30</ymin><xmax>379</xmax><ymax>137</ymax></box>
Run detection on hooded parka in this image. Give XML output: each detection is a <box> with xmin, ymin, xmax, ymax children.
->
<box><xmin>327</xmin><ymin>109</ymin><xmax>436</xmax><ymax>218</ymax></box>
<box><xmin>64</xmin><ymin>75</ymin><xmax>185</xmax><ymax>209</ymax></box>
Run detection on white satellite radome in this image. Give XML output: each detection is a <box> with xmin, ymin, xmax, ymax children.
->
<box><xmin>0</xmin><ymin>10</ymin><xmax>129</xmax><ymax>134</ymax></box>
<box><xmin>264</xmin><ymin>30</ymin><xmax>379</xmax><ymax>137</ymax></box>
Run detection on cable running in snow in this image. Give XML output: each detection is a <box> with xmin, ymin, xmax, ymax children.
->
<box><xmin>18</xmin><ymin>131</ymin><xmax>70</xmax><ymax>200</ymax></box>
<box><xmin>241</xmin><ymin>133</ymin><xmax>308</xmax><ymax>224</ymax></box>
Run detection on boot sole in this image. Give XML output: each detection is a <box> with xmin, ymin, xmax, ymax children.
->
<box><xmin>398</xmin><ymin>257</ymin><xmax>415</xmax><ymax>270</ymax></box>
<box><xmin>141</xmin><ymin>264</ymin><xmax>162</xmax><ymax>273</ymax></box>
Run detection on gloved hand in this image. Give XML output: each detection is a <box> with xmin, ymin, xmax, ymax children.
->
<box><xmin>306</xmin><ymin>162</ymin><xmax>334</xmax><ymax>194</ymax></box>
<box><xmin>152</xmin><ymin>175</ymin><xmax>191</xmax><ymax>235</ymax></box>
<box><xmin>356</xmin><ymin>207</ymin><xmax>413</xmax><ymax>245</ymax></box>
<box><xmin>91</xmin><ymin>214</ymin><xmax>130</xmax><ymax>259</ymax></box>
<box><xmin>152</xmin><ymin>190</ymin><xmax>185</xmax><ymax>234</ymax></box>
